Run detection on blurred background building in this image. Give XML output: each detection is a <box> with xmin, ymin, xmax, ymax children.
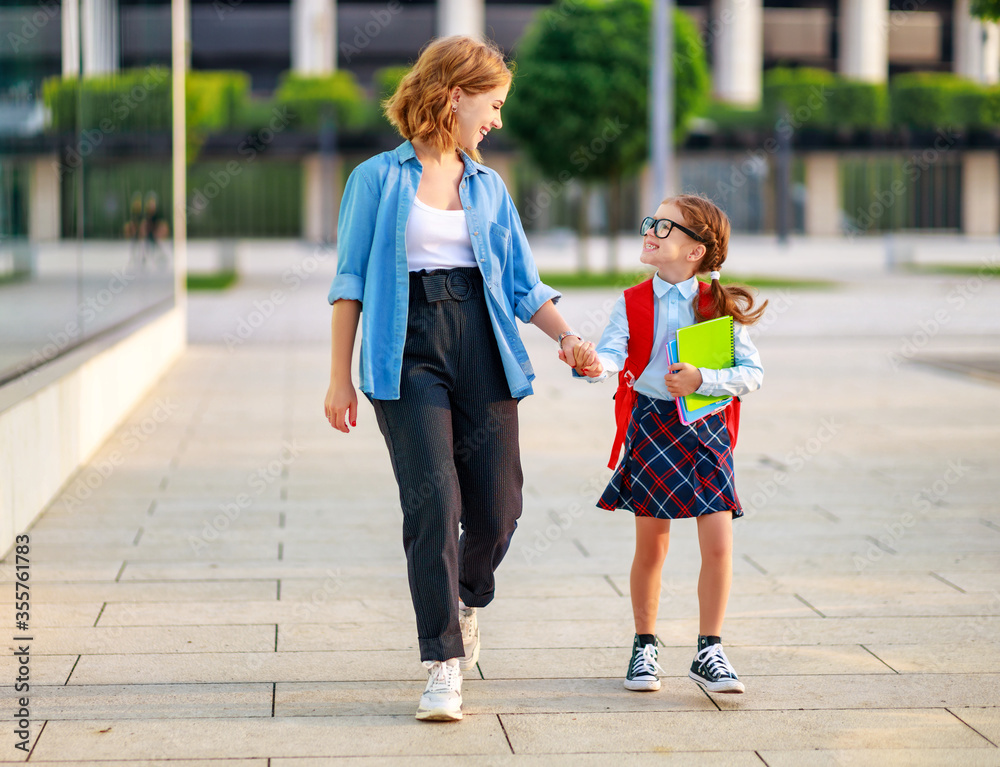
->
<box><xmin>1</xmin><ymin>0</ymin><xmax>998</xmax><ymax>550</ymax></box>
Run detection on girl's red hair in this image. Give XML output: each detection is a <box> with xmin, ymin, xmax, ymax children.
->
<box><xmin>665</xmin><ymin>194</ymin><xmax>767</xmax><ymax>326</ymax></box>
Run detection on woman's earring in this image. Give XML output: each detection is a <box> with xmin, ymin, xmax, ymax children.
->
<box><xmin>452</xmin><ymin>103</ymin><xmax>458</xmax><ymax>112</ymax></box>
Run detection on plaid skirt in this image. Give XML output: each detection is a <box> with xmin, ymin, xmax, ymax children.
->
<box><xmin>598</xmin><ymin>393</ymin><xmax>742</xmax><ymax>520</ymax></box>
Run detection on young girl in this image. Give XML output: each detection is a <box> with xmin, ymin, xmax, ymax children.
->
<box><xmin>573</xmin><ymin>194</ymin><xmax>765</xmax><ymax>694</ymax></box>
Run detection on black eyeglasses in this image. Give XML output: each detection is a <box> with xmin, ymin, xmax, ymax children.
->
<box><xmin>640</xmin><ymin>216</ymin><xmax>706</xmax><ymax>243</ymax></box>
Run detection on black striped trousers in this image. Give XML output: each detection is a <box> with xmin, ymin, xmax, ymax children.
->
<box><xmin>370</xmin><ymin>267</ymin><xmax>523</xmax><ymax>662</ymax></box>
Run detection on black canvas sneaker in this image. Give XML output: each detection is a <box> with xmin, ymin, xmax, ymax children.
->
<box><xmin>688</xmin><ymin>641</ymin><xmax>745</xmax><ymax>694</ymax></box>
<box><xmin>624</xmin><ymin>634</ymin><xmax>664</xmax><ymax>691</ymax></box>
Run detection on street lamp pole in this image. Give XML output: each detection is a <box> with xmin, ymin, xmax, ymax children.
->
<box><xmin>650</xmin><ymin>0</ymin><xmax>673</xmax><ymax>205</ymax></box>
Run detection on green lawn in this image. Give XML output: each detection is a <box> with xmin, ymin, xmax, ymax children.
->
<box><xmin>901</xmin><ymin>262</ymin><xmax>1000</xmax><ymax>277</ymax></box>
<box><xmin>538</xmin><ymin>271</ymin><xmax>838</xmax><ymax>290</ymax></box>
<box><xmin>186</xmin><ymin>271</ymin><xmax>238</xmax><ymax>290</ymax></box>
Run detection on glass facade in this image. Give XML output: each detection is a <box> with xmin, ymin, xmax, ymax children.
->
<box><xmin>0</xmin><ymin>0</ymin><xmax>175</xmax><ymax>386</ymax></box>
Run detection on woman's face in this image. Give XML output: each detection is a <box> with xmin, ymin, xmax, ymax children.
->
<box><xmin>453</xmin><ymin>83</ymin><xmax>509</xmax><ymax>152</ymax></box>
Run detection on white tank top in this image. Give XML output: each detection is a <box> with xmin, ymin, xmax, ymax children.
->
<box><xmin>405</xmin><ymin>196</ymin><xmax>477</xmax><ymax>272</ymax></box>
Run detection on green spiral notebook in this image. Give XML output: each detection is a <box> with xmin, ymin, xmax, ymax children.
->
<box><xmin>671</xmin><ymin>315</ymin><xmax>734</xmax><ymax>422</ymax></box>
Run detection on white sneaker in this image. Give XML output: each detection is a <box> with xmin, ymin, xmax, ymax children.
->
<box><xmin>416</xmin><ymin>659</ymin><xmax>463</xmax><ymax>721</ymax></box>
<box><xmin>459</xmin><ymin>604</ymin><xmax>480</xmax><ymax>670</ymax></box>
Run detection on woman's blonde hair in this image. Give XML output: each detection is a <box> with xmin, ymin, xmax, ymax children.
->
<box><xmin>383</xmin><ymin>35</ymin><xmax>512</xmax><ymax>164</ymax></box>
<box><xmin>665</xmin><ymin>193</ymin><xmax>767</xmax><ymax>326</ymax></box>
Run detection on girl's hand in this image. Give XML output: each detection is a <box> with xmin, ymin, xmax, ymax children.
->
<box><xmin>573</xmin><ymin>341</ymin><xmax>604</xmax><ymax>377</ymax></box>
<box><xmin>664</xmin><ymin>362</ymin><xmax>703</xmax><ymax>397</ymax></box>
<box><xmin>325</xmin><ymin>382</ymin><xmax>358</xmax><ymax>433</ymax></box>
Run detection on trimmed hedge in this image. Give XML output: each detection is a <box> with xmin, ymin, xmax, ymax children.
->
<box><xmin>702</xmin><ymin>68</ymin><xmax>999</xmax><ymax>132</ymax></box>
<box><xmin>43</xmin><ymin>68</ymin><xmax>253</xmax><ymax>161</ymax></box>
<box><xmin>272</xmin><ymin>70</ymin><xmax>366</xmax><ymax>130</ymax></box>
<box><xmin>43</xmin><ymin>67</ymin><xmax>173</xmax><ymax>131</ymax></box>
<box><xmin>762</xmin><ymin>67</ymin><xmax>889</xmax><ymax>129</ymax></box>
<box><xmin>890</xmin><ymin>72</ymin><xmax>1000</xmax><ymax>129</ymax></box>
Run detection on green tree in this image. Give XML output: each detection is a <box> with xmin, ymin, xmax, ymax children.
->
<box><xmin>505</xmin><ymin>0</ymin><xmax>709</xmax><ymax>271</ymax></box>
<box><xmin>971</xmin><ymin>0</ymin><xmax>1000</xmax><ymax>21</ymax></box>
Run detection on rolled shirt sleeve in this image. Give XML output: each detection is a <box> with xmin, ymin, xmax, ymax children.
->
<box><xmin>695</xmin><ymin>321</ymin><xmax>764</xmax><ymax>398</ymax></box>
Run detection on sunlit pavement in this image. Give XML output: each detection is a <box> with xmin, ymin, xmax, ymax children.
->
<box><xmin>2</xmin><ymin>235</ymin><xmax>998</xmax><ymax>763</ymax></box>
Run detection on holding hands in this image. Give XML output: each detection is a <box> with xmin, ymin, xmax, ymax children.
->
<box><xmin>558</xmin><ymin>339</ymin><xmax>604</xmax><ymax>377</ymax></box>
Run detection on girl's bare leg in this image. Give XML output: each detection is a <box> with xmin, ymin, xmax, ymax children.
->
<box><xmin>630</xmin><ymin>517</ymin><xmax>671</xmax><ymax>634</ymax></box>
<box><xmin>696</xmin><ymin>511</ymin><xmax>733</xmax><ymax>636</ymax></box>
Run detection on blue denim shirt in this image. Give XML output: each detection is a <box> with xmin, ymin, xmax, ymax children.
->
<box><xmin>327</xmin><ymin>141</ymin><xmax>561</xmax><ymax>400</ymax></box>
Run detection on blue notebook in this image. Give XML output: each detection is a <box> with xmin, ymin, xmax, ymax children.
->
<box><xmin>666</xmin><ymin>339</ymin><xmax>731</xmax><ymax>425</ymax></box>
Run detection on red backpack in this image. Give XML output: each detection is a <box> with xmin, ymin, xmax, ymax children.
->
<box><xmin>608</xmin><ymin>279</ymin><xmax>740</xmax><ymax>470</ymax></box>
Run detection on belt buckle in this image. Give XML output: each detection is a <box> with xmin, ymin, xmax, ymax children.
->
<box><xmin>445</xmin><ymin>271</ymin><xmax>472</xmax><ymax>301</ymax></box>
<box><xmin>624</xmin><ymin>370</ymin><xmax>636</xmax><ymax>388</ymax></box>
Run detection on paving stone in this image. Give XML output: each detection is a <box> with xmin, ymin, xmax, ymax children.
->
<box><xmin>272</xmin><ymin>757</ymin><xmax>766</xmax><ymax>767</ymax></box>
<box><xmin>759</xmin><ymin>749</ymin><xmax>1000</xmax><ymax>767</ymax></box>
<box><xmin>1</xmin><ymin>580</ymin><xmax>277</xmax><ymax>604</ymax></box>
<box><xmin>14</xmin><ymin>528</ymin><xmax>140</xmax><ymax>546</ymax></box>
<box><xmin>118</xmin><ymin>561</ymin><xmax>356</xmax><ymax>581</ymax></box>
<box><xmin>23</xmin><ymin>683</ymin><xmax>272</xmax><ymax>720</ymax></box>
<box><xmin>27</xmin><ymin>625</ymin><xmax>275</xmax><ymax>655</ymax></box>
<box><xmin>96</xmin><ymin>600</ymin><xmax>399</xmax><ymax>626</ymax></box>
<box><xmin>66</xmin><ymin>650</ymin><xmax>431</xmax><ymax>685</ymax></box>
<box><xmin>865</xmin><ymin>643</ymin><xmax>1000</xmax><ymax>673</ymax></box>
<box><xmin>711</xmin><ymin>673</ymin><xmax>1000</xmax><ymax>710</ymax></box>
<box><xmin>0</xmin><ymin>654</ymin><xmax>78</xmax><ymax>686</ymax></box>
<box><xmin>500</xmin><ymin>709</ymin><xmax>992</xmax><ymax>753</ymax></box>
<box><xmin>30</xmin><ymin>715</ymin><xmax>510</xmax><ymax>759</ymax></box>
<box><xmin>278</xmin><ymin>623</ymin><xmax>417</xmax><ymax>653</ymax></box>
<box><xmin>0</xmin><ymin>562</ymin><xmax>123</xmax><ymax>583</ymax></box>
<box><xmin>14</xmin><ymin>542</ymin><xmax>280</xmax><ymax>562</ymax></box>
<box><xmin>951</xmin><ymin>708</ymin><xmax>1000</xmax><ymax>746</ymax></box>
<box><xmin>0</xmin><ymin>602</ymin><xmax>104</xmax><ymax>627</ymax></box>
<box><xmin>6</xmin><ymin>762</ymin><xmax>266</xmax><ymax>767</ymax></box>
<box><xmin>803</xmin><ymin>591</ymin><xmax>1000</xmax><ymax>618</ymax></box>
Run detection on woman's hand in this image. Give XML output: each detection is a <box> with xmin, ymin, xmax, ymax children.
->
<box><xmin>557</xmin><ymin>335</ymin><xmax>582</xmax><ymax>370</ymax></box>
<box><xmin>325</xmin><ymin>382</ymin><xmax>358</xmax><ymax>433</ymax></box>
<box><xmin>664</xmin><ymin>362</ymin><xmax>703</xmax><ymax>398</ymax></box>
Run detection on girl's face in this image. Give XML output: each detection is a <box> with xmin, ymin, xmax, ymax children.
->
<box><xmin>639</xmin><ymin>202</ymin><xmax>706</xmax><ymax>283</ymax></box>
<box><xmin>452</xmin><ymin>84</ymin><xmax>509</xmax><ymax>153</ymax></box>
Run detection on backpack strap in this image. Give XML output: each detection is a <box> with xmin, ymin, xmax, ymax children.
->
<box><xmin>609</xmin><ymin>279</ymin><xmax>655</xmax><ymax>469</ymax></box>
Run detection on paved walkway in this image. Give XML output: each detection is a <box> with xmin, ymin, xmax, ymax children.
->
<box><xmin>3</xmin><ymin>236</ymin><xmax>999</xmax><ymax>764</ymax></box>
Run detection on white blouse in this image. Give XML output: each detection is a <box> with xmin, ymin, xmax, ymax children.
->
<box><xmin>405</xmin><ymin>196</ymin><xmax>477</xmax><ymax>272</ymax></box>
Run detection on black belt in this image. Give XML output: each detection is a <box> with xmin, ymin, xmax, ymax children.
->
<box><xmin>419</xmin><ymin>269</ymin><xmax>477</xmax><ymax>302</ymax></box>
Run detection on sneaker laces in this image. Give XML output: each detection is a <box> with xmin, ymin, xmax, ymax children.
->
<box><xmin>694</xmin><ymin>644</ymin><xmax>737</xmax><ymax>679</ymax></box>
<box><xmin>423</xmin><ymin>660</ymin><xmax>461</xmax><ymax>694</ymax></box>
<box><xmin>459</xmin><ymin>606</ymin><xmax>477</xmax><ymax>641</ymax></box>
<box><xmin>632</xmin><ymin>643</ymin><xmax>665</xmax><ymax>677</ymax></box>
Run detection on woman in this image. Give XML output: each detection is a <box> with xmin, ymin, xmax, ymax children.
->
<box><xmin>323</xmin><ymin>35</ymin><xmax>585</xmax><ymax>722</ymax></box>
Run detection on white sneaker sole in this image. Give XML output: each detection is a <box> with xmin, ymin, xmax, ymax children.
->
<box><xmin>415</xmin><ymin>705</ymin><xmax>463</xmax><ymax>721</ymax></box>
<box><xmin>689</xmin><ymin>671</ymin><xmax>745</xmax><ymax>694</ymax></box>
<box><xmin>624</xmin><ymin>678</ymin><xmax>661</xmax><ymax>692</ymax></box>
